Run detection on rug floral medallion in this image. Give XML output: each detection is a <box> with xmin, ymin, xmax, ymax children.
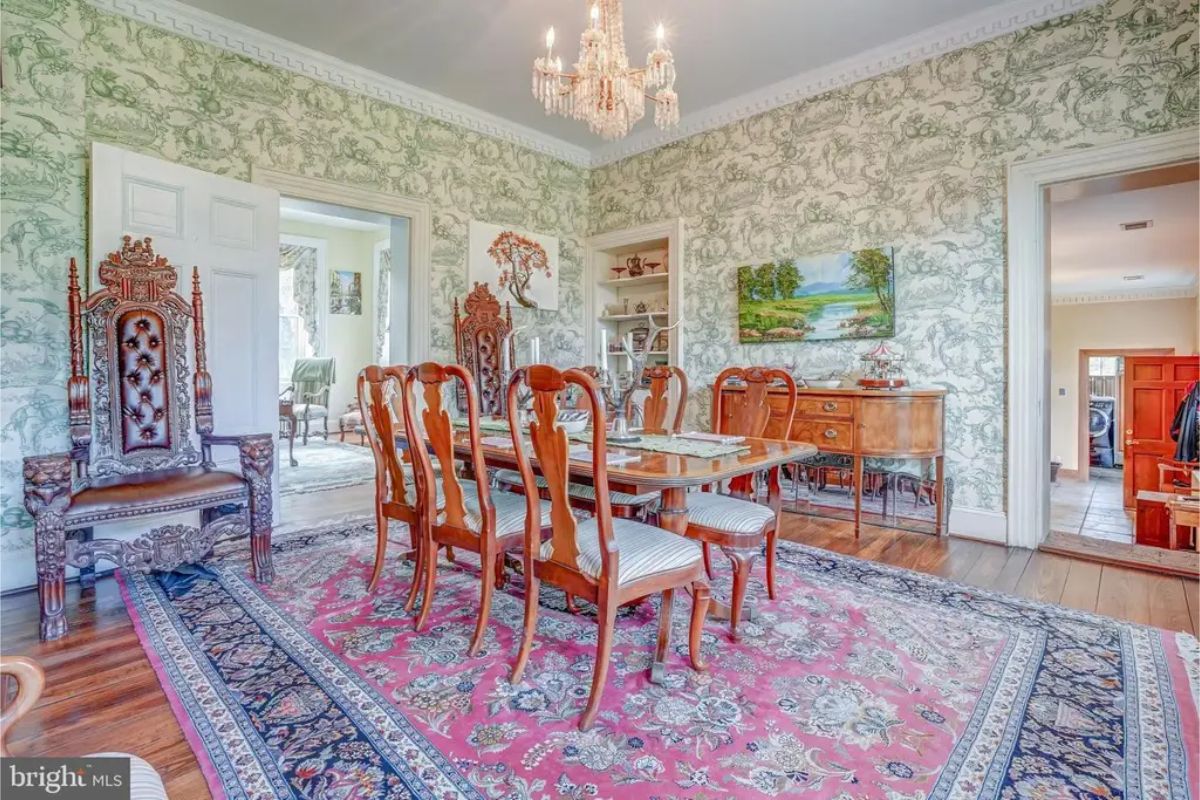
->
<box><xmin>120</xmin><ymin>522</ymin><xmax>1199</xmax><ymax>799</ymax></box>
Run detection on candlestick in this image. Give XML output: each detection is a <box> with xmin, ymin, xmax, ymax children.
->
<box><xmin>599</xmin><ymin>327</ymin><xmax>608</xmax><ymax>367</ymax></box>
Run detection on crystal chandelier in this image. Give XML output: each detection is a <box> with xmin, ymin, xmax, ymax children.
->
<box><xmin>532</xmin><ymin>0</ymin><xmax>679</xmax><ymax>141</ymax></box>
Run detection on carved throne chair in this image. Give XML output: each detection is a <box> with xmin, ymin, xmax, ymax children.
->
<box><xmin>453</xmin><ymin>282</ymin><xmax>515</xmax><ymax>417</ymax></box>
<box><xmin>23</xmin><ymin>237</ymin><xmax>275</xmax><ymax>642</ymax></box>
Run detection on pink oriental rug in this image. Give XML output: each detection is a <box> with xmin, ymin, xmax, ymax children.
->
<box><xmin>120</xmin><ymin>521</ymin><xmax>1200</xmax><ymax>799</ymax></box>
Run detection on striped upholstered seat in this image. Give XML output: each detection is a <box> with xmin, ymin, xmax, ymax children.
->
<box><xmin>685</xmin><ymin>491</ymin><xmax>773</xmax><ymax>533</ymax></box>
<box><xmin>495</xmin><ymin>469</ymin><xmax>659</xmax><ymax>508</ymax></box>
<box><xmin>439</xmin><ymin>479</ymin><xmax>552</xmax><ymax>535</ymax></box>
<box><xmin>541</xmin><ymin>517</ymin><xmax>702</xmax><ymax>587</ymax></box>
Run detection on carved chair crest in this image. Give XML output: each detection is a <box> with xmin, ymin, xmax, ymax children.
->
<box><xmin>453</xmin><ymin>282</ymin><xmax>515</xmax><ymax>417</ymax></box>
<box><xmin>70</xmin><ymin>236</ymin><xmax>211</xmax><ymax>480</ymax></box>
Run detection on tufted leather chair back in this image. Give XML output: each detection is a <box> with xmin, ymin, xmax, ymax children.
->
<box><xmin>117</xmin><ymin>309</ymin><xmax>171</xmax><ymax>453</ymax></box>
<box><xmin>70</xmin><ymin>237</ymin><xmax>209</xmax><ymax>480</ymax></box>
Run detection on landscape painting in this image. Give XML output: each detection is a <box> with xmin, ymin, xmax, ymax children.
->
<box><xmin>737</xmin><ymin>247</ymin><xmax>895</xmax><ymax>343</ymax></box>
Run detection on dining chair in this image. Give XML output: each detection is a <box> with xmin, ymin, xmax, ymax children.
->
<box><xmin>506</xmin><ymin>364</ymin><xmax>710</xmax><ymax>731</ymax></box>
<box><xmin>401</xmin><ymin>362</ymin><xmax>552</xmax><ymax>656</ymax></box>
<box><xmin>494</xmin><ymin>365</ymin><xmax>686</xmax><ymax>519</ymax></box>
<box><xmin>358</xmin><ymin>365</ymin><xmax>429</xmax><ymax>604</ymax></box>
<box><xmin>689</xmin><ymin>366</ymin><xmax>797</xmax><ymax>640</ymax></box>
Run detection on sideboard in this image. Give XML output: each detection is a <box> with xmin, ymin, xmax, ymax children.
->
<box><xmin>717</xmin><ymin>385</ymin><xmax>948</xmax><ymax>536</ymax></box>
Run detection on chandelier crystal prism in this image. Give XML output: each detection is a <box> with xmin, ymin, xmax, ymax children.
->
<box><xmin>532</xmin><ymin>0</ymin><xmax>679</xmax><ymax>141</ymax></box>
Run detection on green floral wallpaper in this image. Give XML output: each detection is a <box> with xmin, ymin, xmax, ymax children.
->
<box><xmin>0</xmin><ymin>0</ymin><xmax>589</xmax><ymax>589</ymax></box>
<box><xmin>589</xmin><ymin>0</ymin><xmax>1197</xmax><ymax>515</ymax></box>
<box><xmin>0</xmin><ymin>0</ymin><xmax>1196</xmax><ymax>588</ymax></box>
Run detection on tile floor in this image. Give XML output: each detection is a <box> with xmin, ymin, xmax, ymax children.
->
<box><xmin>1050</xmin><ymin>467</ymin><xmax>1134</xmax><ymax>543</ymax></box>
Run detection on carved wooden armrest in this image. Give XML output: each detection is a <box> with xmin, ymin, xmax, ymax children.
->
<box><xmin>22</xmin><ymin>453</ymin><xmax>73</xmax><ymax>521</ymax></box>
<box><xmin>201</xmin><ymin>432</ymin><xmax>275</xmax><ymax>477</ymax></box>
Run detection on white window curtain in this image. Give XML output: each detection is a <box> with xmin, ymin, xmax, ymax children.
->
<box><xmin>280</xmin><ymin>242</ymin><xmax>321</xmax><ymax>386</ymax></box>
<box><xmin>375</xmin><ymin>246</ymin><xmax>391</xmax><ymax>363</ymax></box>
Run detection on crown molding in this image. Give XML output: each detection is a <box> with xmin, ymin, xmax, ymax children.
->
<box><xmin>88</xmin><ymin>0</ymin><xmax>594</xmax><ymax>168</ymax></box>
<box><xmin>1051</xmin><ymin>285</ymin><xmax>1199</xmax><ymax>305</ymax></box>
<box><xmin>589</xmin><ymin>0</ymin><xmax>1105</xmax><ymax>167</ymax></box>
<box><xmin>90</xmin><ymin>0</ymin><xmax>1105</xmax><ymax>171</ymax></box>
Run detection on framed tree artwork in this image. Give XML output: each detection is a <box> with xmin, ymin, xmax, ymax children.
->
<box><xmin>468</xmin><ymin>221</ymin><xmax>559</xmax><ymax>311</ymax></box>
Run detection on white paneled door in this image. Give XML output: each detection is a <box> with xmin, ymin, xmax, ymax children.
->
<box><xmin>90</xmin><ymin>143</ymin><xmax>281</xmax><ymax>496</ymax></box>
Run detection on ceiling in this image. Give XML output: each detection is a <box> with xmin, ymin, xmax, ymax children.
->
<box><xmin>280</xmin><ymin>197</ymin><xmax>391</xmax><ymax>232</ymax></box>
<box><xmin>1049</xmin><ymin>170</ymin><xmax>1200</xmax><ymax>302</ymax></box>
<box><xmin>174</xmin><ymin>0</ymin><xmax>1037</xmax><ymax>157</ymax></box>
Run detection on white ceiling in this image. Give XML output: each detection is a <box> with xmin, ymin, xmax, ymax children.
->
<box><xmin>1049</xmin><ymin>180</ymin><xmax>1200</xmax><ymax>301</ymax></box>
<box><xmin>171</xmin><ymin>0</ymin><xmax>1053</xmax><ymax>159</ymax></box>
<box><xmin>280</xmin><ymin>197</ymin><xmax>391</xmax><ymax>232</ymax></box>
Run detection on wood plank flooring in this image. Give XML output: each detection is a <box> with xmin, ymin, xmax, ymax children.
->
<box><xmin>2</xmin><ymin>481</ymin><xmax>1197</xmax><ymax>799</ymax></box>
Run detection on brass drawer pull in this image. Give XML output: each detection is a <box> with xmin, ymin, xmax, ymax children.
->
<box><xmin>824</xmin><ymin>428</ymin><xmax>838</xmax><ymax>439</ymax></box>
<box><xmin>822</xmin><ymin>401</ymin><xmax>838</xmax><ymax>412</ymax></box>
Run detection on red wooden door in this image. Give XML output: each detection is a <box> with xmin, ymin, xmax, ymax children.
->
<box><xmin>1122</xmin><ymin>355</ymin><xmax>1200</xmax><ymax>507</ymax></box>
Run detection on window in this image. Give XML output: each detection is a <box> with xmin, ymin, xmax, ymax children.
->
<box><xmin>279</xmin><ymin>236</ymin><xmax>325</xmax><ymax>389</ymax></box>
<box><xmin>1088</xmin><ymin>356</ymin><xmax>1119</xmax><ymax>377</ymax></box>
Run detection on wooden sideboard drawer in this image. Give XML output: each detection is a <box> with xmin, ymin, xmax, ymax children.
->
<box><xmin>796</xmin><ymin>397</ymin><xmax>853</xmax><ymax>419</ymax></box>
<box><xmin>791</xmin><ymin>419</ymin><xmax>854</xmax><ymax>452</ymax></box>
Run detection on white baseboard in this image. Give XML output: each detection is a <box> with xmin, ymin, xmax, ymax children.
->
<box><xmin>949</xmin><ymin>506</ymin><xmax>1008</xmax><ymax>545</ymax></box>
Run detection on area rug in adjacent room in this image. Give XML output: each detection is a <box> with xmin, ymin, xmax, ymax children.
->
<box><xmin>278</xmin><ymin>439</ymin><xmax>376</xmax><ymax>496</ymax></box>
<box><xmin>120</xmin><ymin>523</ymin><xmax>1199</xmax><ymax>799</ymax></box>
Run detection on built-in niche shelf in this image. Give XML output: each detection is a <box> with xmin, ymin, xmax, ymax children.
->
<box><xmin>584</xmin><ymin>220</ymin><xmax>684</xmax><ymax>374</ymax></box>
<box><xmin>600</xmin><ymin>272</ymin><xmax>669</xmax><ymax>288</ymax></box>
<box><xmin>598</xmin><ymin>312</ymin><xmax>669</xmax><ymax>322</ymax></box>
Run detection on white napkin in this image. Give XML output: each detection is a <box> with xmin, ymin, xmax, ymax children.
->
<box><xmin>678</xmin><ymin>431</ymin><xmax>745</xmax><ymax>445</ymax></box>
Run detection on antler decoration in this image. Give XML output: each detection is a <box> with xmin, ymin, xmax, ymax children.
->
<box><xmin>192</xmin><ymin>266</ymin><xmax>214</xmax><ymax>435</ymax></box>
<box><xmin>602</xmin><ymin>313</ymin><xmax>684</xmax><ymax>442</ymax></box>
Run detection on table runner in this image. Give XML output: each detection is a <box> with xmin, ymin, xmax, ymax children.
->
<box><xmin>453</xmin><ymin>419</ymin><xmax>751</xmax><ymax>459</ymax></box>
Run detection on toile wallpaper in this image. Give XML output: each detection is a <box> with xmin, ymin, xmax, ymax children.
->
<box><xmin>0</xmin><ymin>0</ymin><xmax>1196</xmax><ymax>589</ymax></box>
<box><xmin>0</xmin><ymin>0</ymin><xmax>589</xmax><ymax>589</ymax></box>
<box><xmin>589</xmin><ymin>0</ymin><xmax>1198</xmax><ymax>514</ymax></box>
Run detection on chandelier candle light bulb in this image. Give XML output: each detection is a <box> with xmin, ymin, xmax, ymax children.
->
<box><xmin>532</xmin><ymin>0</ymin><xmax>681</xmax><ymax>140</ymax></box>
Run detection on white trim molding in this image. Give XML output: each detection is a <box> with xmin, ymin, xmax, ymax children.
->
<box><xmin>253</xmin><ymin>167</ymin><xmax>433</xmax><ymax>363</ymax></box>
<box><xmin>1006</xmin><ymin>127</ymin><xmax>1199</xmax><ymax>550</ymax></box>
<box><xmin>590</xmin><ymin>0</ymin><xmax>1104</xmax><ymax>166</ymax></box>
<box><xmin>89</xmin><ymin>0</ymin><xmax>1102</xmax><ymax>170</ymax></box>
<box><xmin>1051</xmin><ymin>285</ymin><xmax>1198</xmax><ymax>305</ymax></box>
<box><xmin>90</xmin><ymin>0</ymin><xmax>593</xmax><ymax>168</ymax></box>
<box><xmin>948</xmin><ymin>507</ymin><xmax>1008</xmax><ymax>545</ymax></box>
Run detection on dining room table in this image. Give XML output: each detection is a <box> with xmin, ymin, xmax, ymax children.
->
<box><xmin>450</xmin><ymin>423</ymin><xmax>818</xmax><ymax>622</ymax></box>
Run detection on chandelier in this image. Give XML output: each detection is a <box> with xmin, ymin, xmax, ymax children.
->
<box><xmin>532</xmin><ymin>0</ymin><xmax>679</xmax><ymax>141</ymax></box>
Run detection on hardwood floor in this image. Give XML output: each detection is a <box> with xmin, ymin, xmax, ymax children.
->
<box><xmin>2</xmin><ymin>482</ymin><xmax>1197</xmax><ymax>799</ymax></box>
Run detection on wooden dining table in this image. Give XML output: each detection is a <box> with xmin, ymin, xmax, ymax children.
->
<box><xmin>452</xmin><ymin>428</ymin><xmax>818</xmax><ymax>620</ymax></box>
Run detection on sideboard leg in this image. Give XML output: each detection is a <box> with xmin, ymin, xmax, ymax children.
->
<box><xmin>935</xmin><ymin>456</ymin><xmax>946</xmax><ymax>536</ymax></box>
<box><xmin>852</xmin><ymin>455</ymin><xmax>863</xmax><ymax>538</ymax></box>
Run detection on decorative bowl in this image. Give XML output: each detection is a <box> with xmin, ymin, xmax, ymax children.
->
<box><xmin>556</xmin><ymin>410</ymin><xmax>589</xmax><ymax>434</ymax></box>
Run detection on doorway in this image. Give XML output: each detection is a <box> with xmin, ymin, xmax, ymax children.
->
<box><xmin>1006</xmin><ymin>128</ymin><xmax>1200</xmax><ymax>551</ymax></box>
<box><xmin>1051</xmin><ymin>349</ymin><xmax>1173</xmax><ymax>544</ymax></box>
<box><xmin>275</xmin><ymin>197</ymin><xmax>409</xmax><ymax>496</ymax></box>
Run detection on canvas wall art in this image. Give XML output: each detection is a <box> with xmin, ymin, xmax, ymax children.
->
<box><xmin>330</xmin><ymin>270</ymin><xmax>363</xmax><ymax>315</ymax></box>
<box><xmin>468</xmin><ymin>221</ymin><xmax>559</xmax><ymax>311</ymax></box>
<box><xmin>737</xmin><ymin>247</ymin><xmax>896</xmax><ymax>343</ymax></box>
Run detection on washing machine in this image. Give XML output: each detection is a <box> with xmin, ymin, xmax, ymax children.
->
<box><xmin>1088</xmin><ymin>396</ymin><xmax>1115</xmax><ymax>468</ymax></box>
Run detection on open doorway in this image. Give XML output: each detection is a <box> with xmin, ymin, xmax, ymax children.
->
<box><xmin>276</xmin><ymin>197</ymin><xmax>408</xmax><ymax>497</ymax></box>
<box><xmin>1042</xmin><ymin>161</ymin><xmax>1199</xmax><ymax>569</ymax></box>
